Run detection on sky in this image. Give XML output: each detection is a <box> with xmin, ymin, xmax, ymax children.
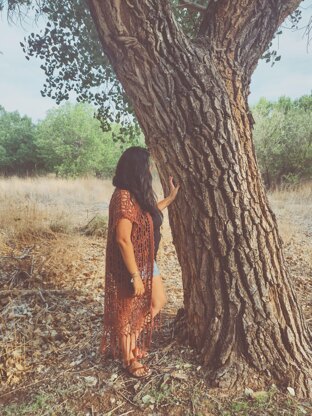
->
<box><xmin>0</xmin><ymin>1</ymin><xmax>311</xmax><ymax>122</ymax></box>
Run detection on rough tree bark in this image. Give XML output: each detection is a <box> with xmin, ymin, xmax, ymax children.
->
<box><xmin>87</xmin><ymin>0</ymin><xmax>312</xmax><ymax>396</ymax></box>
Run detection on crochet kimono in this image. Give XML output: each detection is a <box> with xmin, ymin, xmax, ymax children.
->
<box><xmin>100</xmin><ymin>188</ymin><xmax>155</xmax><ymax>359</ymax></box>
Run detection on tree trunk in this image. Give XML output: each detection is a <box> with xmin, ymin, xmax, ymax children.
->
<box><xmin>87</xmin><ymin>0</ymin><xmax>312</xmax><ymax>396</ymax></box>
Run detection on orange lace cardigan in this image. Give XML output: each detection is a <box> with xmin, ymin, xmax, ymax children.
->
<box><xmin>99</xmin><ymin>188</ymin><xmax>156</xmax><ymax>359</ymax></box>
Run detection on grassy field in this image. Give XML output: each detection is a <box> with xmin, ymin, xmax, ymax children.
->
<box><xmin>0</xmin><ymin>176</ymin><xmax>311</xmax><ymax>415</ymax></box>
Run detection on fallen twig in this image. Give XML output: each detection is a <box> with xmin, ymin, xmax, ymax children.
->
<box><xmin>0</xmin><ymin>288</ymin><xmax>80</xmax><ymax>297</ymax></box>
<box><xmin>118</xmin><ymin>411</ymin><xmax>134</xmax><ymax>416</ymax></box>
<box><xmin>115</xmin><ymin>388</ymin><xmax>140</xmax><ymax>408</ymax></box>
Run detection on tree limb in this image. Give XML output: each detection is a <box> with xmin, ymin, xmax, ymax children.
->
<box><xmin>86</xmin><ymin>0</ymin><xmax>194</xmax><ymax>139</ymax></box>
<box><xmin>197</xmin><ymin>0</ymin><xmax>303</xmax><ymax>79</ymax></box>
<box><xmin>176</xmin><ymin>0</ymin><xmax>208</xmax><ymax>14</ymax></box>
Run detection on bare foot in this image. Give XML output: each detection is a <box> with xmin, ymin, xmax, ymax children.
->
<box><xmin>132</xmin><ymin>347</ymin><xmax>149</xmax><ymax>359</ymax></box>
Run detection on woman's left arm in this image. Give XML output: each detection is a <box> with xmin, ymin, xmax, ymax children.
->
<box><xmin>157</xmin><ymin>176</ymin><xmax>180</xmax><ymax>211</ymax></box>
<box><xmin>157</xmin><ymin>195</ymin><xmax>174</xmax><ymax>211</ymax></box>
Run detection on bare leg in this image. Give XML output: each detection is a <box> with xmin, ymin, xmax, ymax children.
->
<box><xmin>130</xmin><ymin>317</ymin><xmax>147</xmax><ymax>358</ymax></box>
<box><xmin>128</xmin><ymin>275</ymin><xmax>167</xmax><ymax>358</ymax></box>
<box><xmin>120</xmin><ymin>274</ymin><xmax>166</xmax><ymax>367</ymax></box>
<box><xmin>151</xmin><ymin>275</ymin><xmax>167</xmax><ymax>319</ymax></box>
<box><xmin>120</xmin><ymin>325</ymin><xmax>149</xmax><ymax>377</ymax></box>
<box><xmin>119</xmin><ymin>324</ymin><xmax>134</xmax><ymax>366</ymax></box>
<box><xmin>131</xmin><ymin>275</ymin><xmax>167</xmax><ymax>358</ymax></box>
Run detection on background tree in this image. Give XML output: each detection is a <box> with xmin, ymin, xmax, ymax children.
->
<box><xmin>35</xmin><ymin>102</ymin><xmax>144</xmax><ymax>177</ymax></box>
<box><xmin>0</xmin><ymin>105</ymin><xmax>40</xmax><ymax>175</ymax></box>
<box><xmin>1</xmin><ymin>0</ymin><xmax>311</xmax><ymax>397</ymax></box>
<box><xmin>0</xmin><ymin>101</ymin><xmax>144</xmax><ymax>177</ymax></box>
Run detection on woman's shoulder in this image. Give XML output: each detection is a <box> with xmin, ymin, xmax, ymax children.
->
<box><xmin>113</xmin><ymin>187</ymin><xmax>133</xmax><ymax>199</ymax></box>
<box><xmin>112</xmin><ymin>188</ymin><xmax>138</xmax><ymax>208</ymax></box>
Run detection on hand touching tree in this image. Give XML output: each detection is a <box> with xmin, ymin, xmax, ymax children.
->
<box><xmin>157</xmin><ymin>176</ymin><xmax>180</xmax><ymax>211</ymax></box>
<box><xmin>168</xmin><ymin>175</ymin><xmax>180</xmax><ymax>202</ymax></box>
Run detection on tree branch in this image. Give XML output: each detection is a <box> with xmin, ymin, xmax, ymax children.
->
<box><xmin>86</xmin><ymin>0</ymin><xmax>193</xmax><ymax>138</ymax></box>
<box><xmin>197</xmin><ymin>0</ymin><xmax>303</xmax><ymax>79</ymax></box>
<box><xmin>176</xmin><ymin>0</ymin><xmax>208</xmax><ymax>14</ymax></box>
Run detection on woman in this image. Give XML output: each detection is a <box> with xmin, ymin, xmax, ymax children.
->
<box><xmin>100</xmin><ymin>146</ymin><xmax>180</xmax><ymax>378</ymax></box>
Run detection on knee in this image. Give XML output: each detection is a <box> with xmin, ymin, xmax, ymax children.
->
<box><xmin>153</xmin><ymin>293</ymin><xmax>167</xmax><ymax>311</ymax></box>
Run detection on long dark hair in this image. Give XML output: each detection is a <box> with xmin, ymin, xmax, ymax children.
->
<box><xmin>112</xmin><ymin>146</ymin><xmax>163</xmax><ymax>221</ymax></box>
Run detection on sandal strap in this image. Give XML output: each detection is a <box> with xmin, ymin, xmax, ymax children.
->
<box><xmin>132</xmin><ymin>347</ymin><xmax>149</xmax><ymax>358</ymax></box>
<box><xmin>124</xmin><ymin>358</ymin><xmax>136</xmax><ymax>368</ymax></box>
<box><xmin>130</xmin><ymin>365</ymin><xmax>147</xmax><ymax>373</ymax></box>
<box><xmin>127</xmin><ymin>360</ymin><xmax>151</xmax><ymax>376</ymax></box>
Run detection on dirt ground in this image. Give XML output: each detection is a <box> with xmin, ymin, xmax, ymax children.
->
<box><xmin>0</xmin><ymin>177</ymin><xmax>311</xmax><ymax>415</ymax></box>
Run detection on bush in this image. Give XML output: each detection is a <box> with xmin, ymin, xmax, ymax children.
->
<box><xmin>252</xmin><ymin>94</ymin><xmax>312</xmax><ymax>188</ymax></box>
<box><xmin>0</xmin><ymin>106</ymin><xmax>41</xmax><ymax>176</ymax></box>
<box><xmin>0</xmin><ymin>102</ymin><xmax>145</xmax><ymax>178</ymax></box>
<box><xmin>35</xmin><ymin>102</ymin><xmax>125</xmax><ymax>178</ymax></box>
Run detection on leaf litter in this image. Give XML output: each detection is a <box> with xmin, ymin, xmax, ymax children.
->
<box><xmin>0</xmin><ymin>180</ymin><xmax>311</xmax><ymax>415</ymax></box>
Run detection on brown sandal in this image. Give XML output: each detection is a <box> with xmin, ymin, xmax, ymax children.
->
<box><xmin>123</xmin><ymin>359</ymin><xmax>151</xmax><ymax>379</ymax></box>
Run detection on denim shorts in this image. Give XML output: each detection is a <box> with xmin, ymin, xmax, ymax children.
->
<box><xmin>141</xmin><ymin>261</ymin><xmax>160</xmax><ymax>279</ymax></box>
<box><xmin>153</xmin><ymin>260</ymin><xmax>160</xmax><ymax>277</ymax></box>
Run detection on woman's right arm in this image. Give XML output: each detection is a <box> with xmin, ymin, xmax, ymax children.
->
<box><xmin>157</xmin><ymin>176</ymin><xmax>180</xmax><ymax>211</ymax></box>
<box><xmin>116</xmin><ymin>218</ymin><xmax>145</xmax><ymax>296</ymax></box>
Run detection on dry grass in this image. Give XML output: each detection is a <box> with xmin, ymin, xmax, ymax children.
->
<box><xmin>0</xmin><ymin>175</ymin><xmax>113</xmax><ymax>204</ymax></box>
<box><xmin>269</xmin><ymin>180</ymin><xmax>312</xmax><ymax>202</ymax></box>
<box><xmin>268</xmin><ymin>181</ymin><xmax>312</xmax><ymax>239</ymax></box>
<box><xmin>0</xmin><ymin>175</ymin><xmax>111</xmax><ymax>245</ymax></box>
<box><xmin>269</xmin><ymin>182</ymin><xmax>312</xmax><ymax>214</ymax></box>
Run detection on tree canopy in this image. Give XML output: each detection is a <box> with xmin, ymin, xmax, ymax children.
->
<box><xmin>0</xmin><ymin>0</ymin><xmax>305</xmax><ymax>142</ymax></box>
